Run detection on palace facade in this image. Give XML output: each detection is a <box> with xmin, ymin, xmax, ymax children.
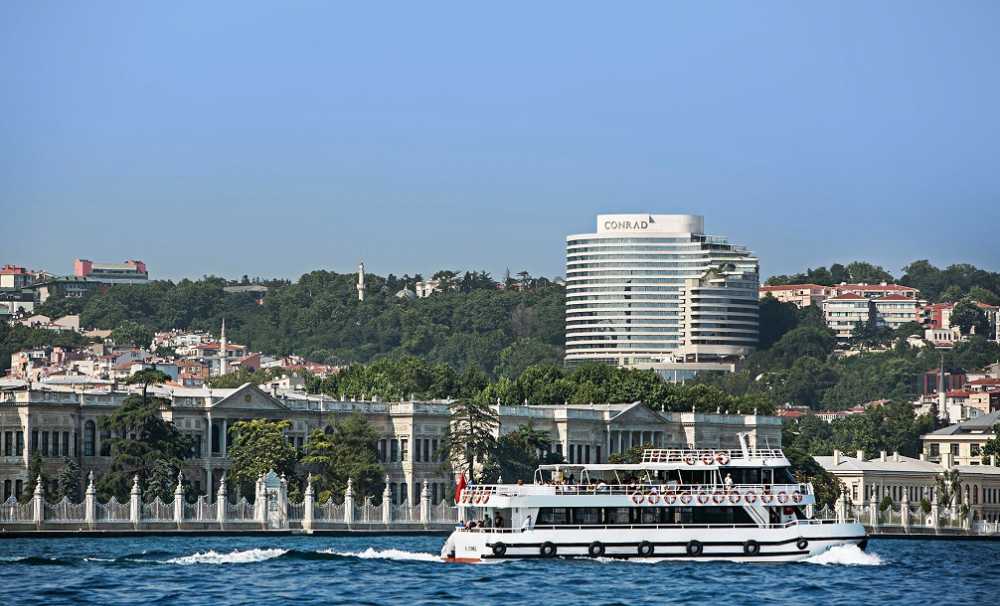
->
<box><xmin>0</xmin><ymin>382</ymin><xmax>782</xmax><ymax>504</ymax></box>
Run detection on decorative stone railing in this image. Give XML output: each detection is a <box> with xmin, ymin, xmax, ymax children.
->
<box><xmin>0</xmin><ymin>472</ymin><xmax>459</xmax><ymax>532</ymax></box>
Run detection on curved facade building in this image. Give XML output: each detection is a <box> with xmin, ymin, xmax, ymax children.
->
<box><xmin>565</xmin><ymin>214</ymin><xmax>759</xmax><ymax>377</ymax></box>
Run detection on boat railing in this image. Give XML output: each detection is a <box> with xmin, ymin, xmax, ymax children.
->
<box><xmin>460</xmin><ymin>483</ymin><xmax>812</xmax><ymax>499</ymax></box>
<box><xmin>458</xmin><ymin>518</ymin><xmax>853</xmax><ymax>533</ymax></box>
<box><xmin>640</xmin><ymin>448</ymin><xmax>785</xmax><ymax>464</ymax></box>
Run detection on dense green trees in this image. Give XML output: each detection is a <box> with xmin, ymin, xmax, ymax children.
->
<box><xmin>300</xmin><ymin>414</ymin><xmax>383</xmax><ymax>502</ymax></box>
<box><xmin>782</xmin><ymin>401</ymin><xmax>935</xmax><ymax>459</ymax></box>
<box><xmin>950</xmin><ymin>300</ymin><xmax>991</xmax><ymax>336</ymax></box>
<box><xmin>485</xmin><ymin>424</ymin><xmax>563</xmax><ymax>483</ymax></box>
<box><xmin>227</xmin><ymin>420</ymin><xmax>300</xmax><ymax>494</ymax></box>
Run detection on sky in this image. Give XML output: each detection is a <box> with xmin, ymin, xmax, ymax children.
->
<box><xmin>2</xmin><ymin>2</ymin><xmax>999</xmax><ymax>282</ymax></box>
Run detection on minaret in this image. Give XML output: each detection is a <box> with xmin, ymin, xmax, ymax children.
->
<box><xmin>357</xmin><ymin>261</ymin><xmax>366</xmax><ymax>302</ymax></box>
<box><xmin>219</xmin><ymin>318</ymin><xmax>228</xmax><ymax>376</ymax></box>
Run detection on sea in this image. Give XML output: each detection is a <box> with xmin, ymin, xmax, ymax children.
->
<box><xmin>0</xmin><ymin>534</ymin><xmax>995</xmax><ymax>605</ymax></box>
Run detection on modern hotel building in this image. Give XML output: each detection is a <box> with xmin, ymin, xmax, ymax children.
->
<box><xmin>565</xmin><ymin>214</ymin><xmax>759</xmax><ymax>378</ymax></box>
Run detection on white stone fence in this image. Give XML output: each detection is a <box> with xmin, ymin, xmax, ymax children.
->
<box><xmin>0</xmin><ymin>472</ymin><xmax>459</xmax><ymax>532</ymax></box>
<box><xmin>831</xmin><ymin>491</ymin><xmax>1000</xmax><ymax>536</ymax></box>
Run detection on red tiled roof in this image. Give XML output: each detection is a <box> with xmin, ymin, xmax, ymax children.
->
<box><xmin>946</xmin><ymin>390</ymin><xmax>971</xmax><ymax>398</ymax></box>
<box><xmin>875</xmin><ymin>294</ymin><xmax>916</xmax><ymax>301</ymax></box>
<box><xmin>835</xmin><ymin>283</ymin><xmax>917</xmax><ymax>291</ymax></box>
<box><xmin>968</xmin><ymin>378</ymin><xmax>1000</xmax><ymax>385</ymax></box>
<box><xmin>760</xmin><ymin>284</ymin><xmax>828</xmax><ymax>291</ymax></box>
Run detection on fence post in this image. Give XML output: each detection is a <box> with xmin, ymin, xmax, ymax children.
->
<box><xmin>279</xmin><ymin>473</ymin><xmax>289</xmax><ymax>530</ymax></box>
<box><xmin>173</xmin><ymin>471</ymin><xmax>185</xmax><ymax>527</ymax></box>
<box><xmin>129</xmin><ymin>475</ymin><xmax>141</xmax><ymax>529</ymax></box>
<box><xmin>382</xmin><ymin>476</ymin><xmax>391</xmax><ymax>527</ymax></box>
<box><xmin>930</xmin><ymin>500</ymin><xmax>940</xmax><ymax>531</ymax></box>
<box><xmin>420</xmin><ymin>480</ymin><xmax>430</xmax><ymax>528</ymax></box>
<box><xmin>303</xmin><ymin>474</ymin><xmax>314</xmax><ymax>532</ymax></box>
<box><xmin>84</xmin><ymin>471</ymin><xmax>96</xmax><ymax>529</ymax></box>
<box><xmin>32</xmin><ymin>475</ymin><xmax>43</xmax><ymax>528</ymax></box>
<box><xmin>254</xmin><ymin>473</ymin><xmax>266</xmax><ymax>525</ymax></box>
<box><xmin>900</xmin><ymin>492</ymin><xmax>910</xmax><ymax>532</ymax></box>
<box><xmin>868</xmin><ymin>500</ymin><xmax>878</xmax><ymax>529</ymax></box>
<box><xmin>217</xmin><ymin>475</ymin><xmax>227</xmax><ymax>529</ymax></box>
<box><xmin>343</xmin><ymin>478</ymin><xmax>354</xmax><ymax>527</ymax></box>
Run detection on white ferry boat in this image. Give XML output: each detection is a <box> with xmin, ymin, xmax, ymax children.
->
<box><xmin>441</xmin><ymin>436</ymin><xmax>866</xmax><ymax>562</ymax></box>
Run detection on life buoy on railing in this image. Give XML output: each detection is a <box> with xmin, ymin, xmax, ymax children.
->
<box><xmin>665</xmin><ymin>494</ymin><xmax>677</xmax><ymax>505</ymax></box>
<box><xmin>647</xmin><ymin>490</ymin><xmax>660</xmax><ymax>505</ymax></box>
<box><xmin>684</xmin><ymin>455</ymin><xmax>695</xmax><ymax>465</ymax></box>
<box><xmin>777</xmin><ymin>492</ymin><xmax>789</xmax><ymax>504</ymax></box>
<box><xmin>744</xmin><ymin>492</ymin><xmax>758</xmax><ymax>504</ymax></box>
<box><xmin>702</xmin><ymin>453</ymin><xmax>714</xmax><ymax>465</ymax></box>
<box><xmin>631</xmin><ymin>492</ymin><xmax>645</xmax><ymax>505</ymax></box>
<box><xmin>728</xmin><ymin>493</ymin><xmax>741</xmax><ymax>504</ymax></box>
<box><xmin>712</xmin><ymin>492</ymin><xmax>724</xmax><ymax>504</ymax></box>
<box><xmin>761</xmin><ymin>493</ymin><xmax>773</xmax><ymax>504</ymax></box>
<box><xmin>792</xmin><ymin>491</ymin><xmax>804</xmax><ymax>503</ymax></box>
<box><xmin>716</xmin><ymin>452</ymin><xmax>730</xmax><ymax>465</ymax></box>
<box><xmin>680</xmin><ymin>494</ymin><xmax>692</xmax><ymax>505</ymax></box>
<box><xmin>697</xmin><ymin>494</ymin><xmax>710</xmax><ymax>505</ymax></box>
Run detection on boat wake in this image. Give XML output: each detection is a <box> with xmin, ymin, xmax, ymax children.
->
<box><xmin>164</xmin><ymin>548</ymin><xmax>289</xmax><ymax>565</ymax></box>
<box><xmin>805</xmin><ymin>544</ymin><xmax>883</xmax><ymax>566</ymax></box>
<box><xmin>318</xmin><ymin>547</ymin><xmax>441</xmax><ymax>562</ymax></box>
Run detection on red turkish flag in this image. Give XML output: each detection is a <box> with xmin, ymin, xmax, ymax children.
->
<box><xmin>454</xmin><ymin>474</ymin><xmax>467</xmax><ymax>504</ymax></box>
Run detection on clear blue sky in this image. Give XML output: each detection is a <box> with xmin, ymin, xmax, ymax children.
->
<box><xmin>2</xmin><ymin>2</ymin><xmax>999</xmax><ymax>282</ymax></box>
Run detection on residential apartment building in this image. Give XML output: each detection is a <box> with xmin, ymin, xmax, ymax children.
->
<box><xmin>822</xmin><ymin>293</ymin><xmax>874</xmax><ymax>340</ymax></box>
<box><xmin>0</xmin><ymin>383</ymin><xmax>782</xmax><ymax>504</ymax></box>
<box><xmin>872</xmin><ymin>294</ymin><xmax>920</xmax><ymax>330</ymax></box>
<box><xmin>0</xmin><ymin>265</ymin><xmax>33</xmax><ymax>290</ymax></box>
<box><xmin>758</xmin><ymin>284</ymin><xmax>831</xmax><ymax>308</ymax></box>
<box><xmin>922</xmin><ymin>410</ymin><xmax>1000</xmax><ymax>465</ymax></box>
<box><xmin>73</xmin><ymin>259</ymin><xmax>149</xmax><ymax>284</ymax></box>
<box><xmin>565</xmin><ymin>214</ymin><xmax>759</xmax><ymax>378</ymax></box>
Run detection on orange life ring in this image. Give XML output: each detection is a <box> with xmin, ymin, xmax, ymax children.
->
<box><xmin>702</xmin><ymin>453</ymin><xmax>714</xmax><ymax>465</ymax></box>
<box><xmin>716</xmin><ymin>452</ymin><xmax>730</xmax><ymax>465</ymax></box>
<box><xmin>792</xmin><ymin>492</ymin><xmax>803</xmax><ymax>503</ymax></box>
<box><xmin>777</xmin><ymin>492</ymin><xmax>789</xmax><ymax>504</ymax></box>
<box><xmin>631</xmin><ymin>492</ymin><xmax>644</xmax><ymax>505</ymax></box>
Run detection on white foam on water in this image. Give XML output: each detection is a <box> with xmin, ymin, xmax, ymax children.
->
<box><xmin>320</xmin><ymin>547</ymin><xmax>440</xmax><ymax>562</ymax></box>
<box><xmin>164</xmin><ymin>548</ymin><xmax>288</xmax><ymax>566</ymax></box>
<box><xmin>805</xmin><ymin>544</ymin><xmax>883</xmax><ymax>566</ymax></box>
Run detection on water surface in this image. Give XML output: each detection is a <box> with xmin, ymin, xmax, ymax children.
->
<box><xmin>1</xmin><ymin>534</ymin><xmax>995</xmax><ymax>605</ymax></box>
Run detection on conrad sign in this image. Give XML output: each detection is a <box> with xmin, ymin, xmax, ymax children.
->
<box><xmin>603</xmin><ymin>218</ymin><xmax>650</xmax><ymax>231</ymax></box>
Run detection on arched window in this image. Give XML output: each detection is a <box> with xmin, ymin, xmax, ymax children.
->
<box><xmin>83</xmin><ymin>421</ymin><xmax>96</xmax><ymax>456</ymax></box>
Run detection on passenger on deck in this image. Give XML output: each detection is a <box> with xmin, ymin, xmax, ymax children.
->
<box><xmin>724</xmin><ymin>473</ymin><xmax>734</xmax><ymax>492</ymax></box>
<box><xmin>493</xmin><ymin>513</ymin><xmax>504</xmax><ymax>528</ymax></box>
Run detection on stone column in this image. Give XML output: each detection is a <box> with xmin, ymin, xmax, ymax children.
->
<box><xmin>868</xmin><ymin>500</ymin><xmax>878</xmax><ymax>528</ymax></box>
<box><xmin>278</xmin><ymin>473</ymin><xmax>288</xmax><ymax>530</ymax></box>
<box><xmin>84</xmin><ymin>471</ymin><xmax>96</xmax><ymax>529</ymax></box>
<box><xmin>303</xmin><ymin>475</ymin><xmax>314</xmax><ymax>532</ymax></box>
<box><xmin>900</xmin><ymin>492</ymin><xmax>910</xmax><ymax>531</ymax></box>
<box><xmin>382</xmin><ymin>476</ymin><xmax>391</xmax><ymax>527</ymax></box>
<box><xmin>254</xmin><ymin>473</ymin><xmax>266</xmax><ymax>525</ymax></box>
<box><xmin>221</xmin><ymin>419</ymin><xmax>228</xmax><ymax>457</ymax></box>
<box><xmin>32</xmin><ymin>475</ymin><xmax>43</xmax><ymax>528</ymax></box>
<box><xmin>129</xmin><ymin>475</ymin><xmax>141</xmax><ymax>529</ymax></box>
<box><xmin>174</xmin><ymin>471</ymin><xmax>185</xmax><ymax>527</ymax></box>
<box><xmin>217</xmin><ymin>475</ymin><xmax>227</xmax><ymax>529</ymax></box>
<box><xmin>930</xmin><ymin>500</ymin><xmax>940</xmax><ymax>531</ymax></box>
<box><xmin>420</xmin><ymin>480</ymin><xmax>430</xmax><ymax>527</ymax></box>
<box><xmin>343</xmin><ymin>478</ymin><xmax>354</xmax><ymax>527</ymax></box>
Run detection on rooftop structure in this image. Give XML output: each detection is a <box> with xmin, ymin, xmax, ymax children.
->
<box><xmin>73</xmin><ymin>259</ymin><xmax>148</xmax><ymax>284</ymax></box>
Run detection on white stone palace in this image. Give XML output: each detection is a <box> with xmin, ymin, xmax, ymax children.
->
<box><xmin>0</xmin><ymin>382</ymin><xmax>781</xmax><ymax>504</ymax></box>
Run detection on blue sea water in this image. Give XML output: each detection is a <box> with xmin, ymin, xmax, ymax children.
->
<box><xmin>0</xmin><ymin>534</ymin><xmax>996</xmax><ymax>605</ymax></box>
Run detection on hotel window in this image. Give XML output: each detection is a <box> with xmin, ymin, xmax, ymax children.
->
<box><xmin>377</xmin><ymin>439</ymin><xmax>386</xmax><ymax>463</ymax></box>
<box><xmin>83</xmin><ymin>421</ymin><xmax>95</xmax><ymax>456</ymax></box>
<box><xmin>596</xmin><ymin>446</ymin><xmax>602</xmax><ymax>463</ymax></box>
<box><xmin>950</xmin><ymin>443</ymin><xmax>959</xmax><ymax>455</ymax></box>
<box><xmin>3</xmin><ymin>432</ymin><xmax>10</xmax><ymax>457</ymax></box>
<box><xmin>431</xmin><ymin>439</ymin><xmax>439</xmax><ymax>462</ymax></box>
<box><xmin>971</xmin><ymin>444</ymin><xmax>981</xmax><ymax>456</ymax></box>
<box><xmin>585</xmin><ymin>445</ymin><xmax>591</xmax><ymax>464</ymax></box>
<box><xmin>31</xmin><ymin>430</ymin><xmax>38</xmax><ymax>453</ymax></box>
<box><xmin>51</xmin><ymin>432</ymin><xmax>58</xmax><ymax>457</ymax></box>
<box><xmin>16</xmin><ymin>432</ymin><xmax>23</xmax><ymax>456</ymax></box>
<box><xmin>414</xmin><ymin>439</ymin><xmax>421</xmax><ymax>463</ymax></box>
<box><xmin>15</xmin><ymin>480</ymin><xmax>22</xmax><ymax>499</ymax></box>
<box><xmin>194</xmin><ymin>435</ymin><xmax>203</xmax><ymax>458</ymax></box>
<box><xmin>41</xmin><ymin>432</ymin><xmax>49</xmax><ymax>457</ymax></box>
<box><xmin>399</xmin><ymin>482</ymin><xmax>408</xmax><ymax>505</ymax></box>
<box><xmin>423</xmin><ymin>439</ymin><xmax>430</xmax><ymax>463</ymax></box>
<box><xmin>390</xmin><ymin>440</ymin><xmax>398</xmax><ymax>463</ymax></box>
<box><xmin>930</xmin><ymin>444</ymin><xmax>940</xmax><ymax>457</ymax></box>
<box><xmin>62</xmin><ymin>432</ymin><xmax>69</xmax><ymax>458</ymax></box>
<box><xmin>2</xmin><ymin>480</ymin><xmax>9</xmax><ymax>501</ymax></box>
<box><xmin>401</xmin><ymin>439</ymin><xmax>409</xmax><ymax>462</ymax></box>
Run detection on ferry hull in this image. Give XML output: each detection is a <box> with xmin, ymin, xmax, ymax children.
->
<box><xmin>441</xmin><ymin>523</ymin><xmax>867</xmax><ymax>563</ymax></box>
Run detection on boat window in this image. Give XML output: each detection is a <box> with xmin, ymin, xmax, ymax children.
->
<box><xmin>571</xmin><ymin>508</ymin><xmax>601</xmax><ymax>525</ymax></box>
<box><xmin>536</xmin><ymin>508</ymin><xmax>570</xmax><ymax>525</ymax></box>
<box><xmin>692</xmin><ymin>506</ymin><xmax>754</xmax><ymax>525</ymax></box>
<box><xmin>603</xmin><ymin>508</ymin><xmax>631</xmax><ymax>524</ymax></box>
